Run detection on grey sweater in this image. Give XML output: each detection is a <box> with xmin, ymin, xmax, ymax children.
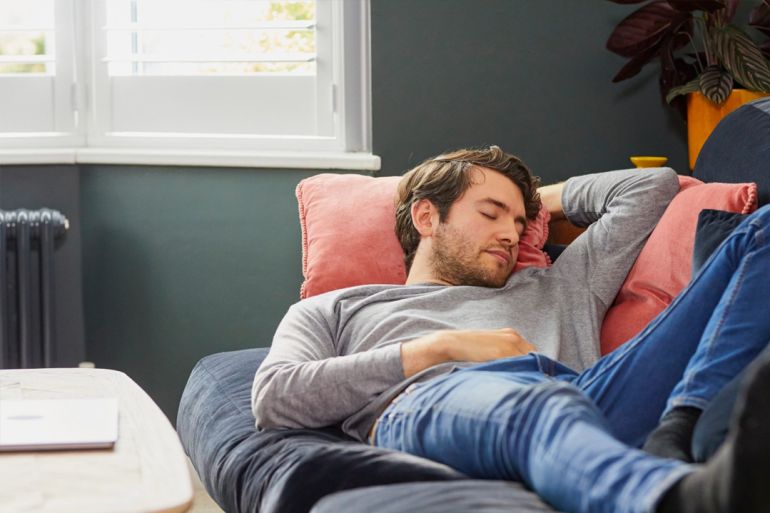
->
<box><xmin>252</xmin><ymin>167</ymin><xmax>680</xmax><ymax>441</ymax></box>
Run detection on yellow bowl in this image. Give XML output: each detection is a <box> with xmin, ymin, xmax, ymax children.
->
<box><xmin>630</xmin><ymin>156</ymin><xmax>668</xmax><ymax>168</ymax></box>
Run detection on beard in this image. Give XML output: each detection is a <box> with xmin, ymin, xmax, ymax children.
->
<box><xmin>430</xmin><ymin>222</ymin><xmax>512</xmax><ymax>288</ymax></box>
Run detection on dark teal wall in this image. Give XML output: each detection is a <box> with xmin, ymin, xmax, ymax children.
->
<box><xmin>79</xmin><ymin>165</ymin><xmax>329</xmax><ymax>419</ymax></box>
<box><xmin>371</xmin><ymin>0</ymin><xmax>689</xmax><ymax>178</ymax></box>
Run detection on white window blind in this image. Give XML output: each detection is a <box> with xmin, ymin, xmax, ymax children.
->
<box><xmin>0</xmin><ymin>0</ymin><xmax>373</xmax><ymax>165</ymax></box>
<box><xmin>0</xmin><ymin>0</ymin><xmax>79</xmax><ymax>147</ymax></box>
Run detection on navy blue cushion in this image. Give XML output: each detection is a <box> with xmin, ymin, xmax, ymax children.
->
<box><xmin>543</xmin><ymin>243</ymin><xmax>567</xmax><ymax>262</ymax></box>
<box><xmin>177</xmin><ymin>348</ymin><xmax>468</xmax><ymax>513</ymax></box>
<box><xmin>694</xmin><ymin>97</ymin><xmax>770</xmax><ymax>207</ymax></box>
<box><xmin>691</xmin><ymin>209</ymin><xmax>747</xmax><ymax>277</ymax></box>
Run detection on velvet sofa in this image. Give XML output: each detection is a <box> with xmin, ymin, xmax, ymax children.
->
<box><xmin>177</xmin><ymin>98</ymin><xmax>770</xmax><ymax>513</ymax></box>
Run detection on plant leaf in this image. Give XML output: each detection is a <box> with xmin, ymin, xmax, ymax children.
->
<box><xmin>749</xmin><ymin>1</ymin><xmax>770</xmax><ymax>37</ymax></box>
<box><xmin>667</xmin><ymin>0</ymin><xmax>727</xmax><ymax>13</ymax></box>
<box><xmin>699</xmin><ymin>65</ymin><xmax>734</xmax><ymax>103</ymax></box>
<box><xmin>666</xmin><ymin>77</ymin><xmax>700</xmax><ymax>103</ymax></box>
<box><xmin>724</xmin><ymin>0</ymin><xmax>739</xmax><ymax>22</ymax></box>
<box><xmin>715</xmin><ymin>25</ymin><xmax>770</xmax><ymax>92</ymax></box>
<box><xmin>607</xmin><ymin>0</ymin><xmax>687</xmax><ymax>58</ymax></box>
<box><xmin>660</xmin><ymin>30</ymin><xmax>699</xmax><ymax>118</ymax></box>
<box><xmin>612</xmin><ymin>38</ymin><xmax>665</xmax><ymax>81</ymax></box>
<box><xmin>762</xmin><ymin>40</ymin><xmax>770</xmax><ymax>60</ymax></box>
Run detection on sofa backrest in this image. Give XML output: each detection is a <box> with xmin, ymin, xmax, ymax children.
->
<box><xmin>694</xmin><ymin>97</ymin><xmax>770</xmax><ymax>206</ymax></box>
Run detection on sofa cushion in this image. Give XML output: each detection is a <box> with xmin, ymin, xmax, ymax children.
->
<box><xmin>691</xmin><ymin>209</ymin><xmax>748</xmax><ymax>277</ymax></box>
<box><xmin>296</xmin><ymin>173</ymin><xmax>551</xmax><ymax>299</ymax></box>
<box><xmin>177</xmin><ymin>348</ymin><xmax>466</xmax><ymax>513</ymax></box>
<box><xmin>695</xmin><ymin>97</ymin><xmax>770</xmax><ymax>206</ymax></box>
<box><xmin>599</xmin><ymin>177</ymin><xmax>758</xmax><ymax>354</ymax></box>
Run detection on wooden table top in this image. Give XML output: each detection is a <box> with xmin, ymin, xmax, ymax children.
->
<box><xmin>0</xmin><ymin>368</ymin><xmax>193</xmax><ymax>513</ymax></box>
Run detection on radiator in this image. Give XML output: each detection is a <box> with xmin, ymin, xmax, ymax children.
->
<box><xmin>0</xmin><ymin>209</ymin><xmax>69</xmax><ymax>369</ymax></box>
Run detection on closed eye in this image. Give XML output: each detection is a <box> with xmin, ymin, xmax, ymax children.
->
<box><xmin>480</xmin><ymin>212</ymin><xmax>496</xmax><ymax>220</ymax></box>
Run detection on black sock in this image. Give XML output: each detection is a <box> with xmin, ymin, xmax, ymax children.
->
<box><xmin>656</xmin><ymin>347</ymin><xmax>770</xmax><ymax>513</ymax></box>
<box><xmin>643</xmin><ymin>406</ymin><xmax>702</xmax><ymax>462</ymax></box>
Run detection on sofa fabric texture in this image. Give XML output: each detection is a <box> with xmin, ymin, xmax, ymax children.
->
<box><xmin>691</xmin><ymin>209</ymin><xmax>748</xmax><ymax>277</ymax></box>
<box><xmin>311</xmin><ymin>480</ymin><xmax>558</xmax><ymax>513</ymax></box>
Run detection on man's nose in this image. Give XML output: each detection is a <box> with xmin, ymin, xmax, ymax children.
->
<box><xmin>498</xmin><ymin>224</ymin><xmax>519</xmax><ymax>247</ymax></box>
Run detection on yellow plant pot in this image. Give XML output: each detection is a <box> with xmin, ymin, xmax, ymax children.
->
<box><xmin>687</xmin><ymin>89</ymin><xmax>769</xmax><ymax>170</ymax></box>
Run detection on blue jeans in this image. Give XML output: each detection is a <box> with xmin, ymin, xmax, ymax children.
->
<box><xmin>374</xmin><ymin>204</ymin><xmax>770</xmax><ymax>513</ymax></box>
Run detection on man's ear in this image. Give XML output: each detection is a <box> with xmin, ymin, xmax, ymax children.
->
<box><xmin>411</xmin><ymin>199</ymin><xmax>439</xmax><ymax>237</ymax></box>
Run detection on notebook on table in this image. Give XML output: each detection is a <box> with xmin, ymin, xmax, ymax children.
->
<box><xmin>0</xmin><ymin>397</ymin><xmax>119</xmax><ymax>451</ymax></box>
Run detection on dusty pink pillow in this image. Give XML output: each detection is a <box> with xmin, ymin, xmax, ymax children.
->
<box><xmin>599</xmin><ymin>176</ymin><xmax>758</xmax><ymax>355</ymax></box>
<box><xmin>297</xmin><ymin>173</ymin><xmax>551</xmax><ymax>299</ymax></box>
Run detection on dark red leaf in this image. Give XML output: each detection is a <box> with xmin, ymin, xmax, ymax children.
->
<box><xmin>724</xmin><ymin>0</ymin><xmax>739</xmax><ymax>22</ymax></box>
<box><xmin>613</xmin><ymin>39</ymin><xmax>665</xmax><ymax>81</ymax></box>
<box><xmin>660</xmin><ymin>23</ymin><xmax>694</xmax><ymax>70</ymax></box>
<box><xmin>658</xmin><ymin>31</ymin><xmax>698</xmax><ymax>117</ymax></box>
<box><xmin>607</xmin><ymin>0</ymin><xmax>688</xmax><ymax>58</ymax></box>
<box><xmin>667</xmin><ymin>0</ymin><xmax>726</xmax><ymax>12</ymax></box>
<box><xmin>761</xmin><ymin>40</ymin><xmax>770</xmax><ymax>60</ymax></box>
<box><xmin>750</xmin><ymin>1</ymin><xmax>770</xmax><ymax>37</ymax></box>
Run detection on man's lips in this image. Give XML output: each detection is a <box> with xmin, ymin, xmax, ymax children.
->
<box><xmin>485</xmin><ymin>249</ymin><xmax>512</xmax><ymax>266</ymax></box>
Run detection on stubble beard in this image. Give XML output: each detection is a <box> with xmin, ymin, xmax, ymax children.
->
<box><xmin>430</xmin><ymin>223</ymin><xmax>510</xmax><ymax>288</ymax></box>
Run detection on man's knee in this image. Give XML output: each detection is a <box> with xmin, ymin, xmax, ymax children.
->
<box><xmin>517</xmin><ymin>380</ymin><xmax>599</xmax><ymax>419</ymax></box>
<box><xmin>750</xmin><ymin>203</ymin><xmax>770</xmax><ymax>225</ymax></box>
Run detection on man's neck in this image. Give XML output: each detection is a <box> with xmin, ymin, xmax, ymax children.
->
<box><xmin>404</xmin><ymin>264</ymin><xmax>453</xmax><ymax>286</ymax></box>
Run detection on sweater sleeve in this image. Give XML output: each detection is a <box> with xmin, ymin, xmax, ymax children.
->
<box><xmin>555</xmin><ymin>167</ymin><xmax>680</xmax><ymax>307</ymax></box>
<box><xmin>251</xmin><ymin>299</ymin><xmax>405</xmax><ymax>430</ymax></box>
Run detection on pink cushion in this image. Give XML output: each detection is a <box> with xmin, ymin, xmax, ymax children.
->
<box><xmin>297</xmin><ymin>173</ymin><xmax>552</xmax><ymax>299</ymax></box>
<box><xmin>599</xmin><ymin>176</ymin><xmax>758</xmax><ymax>355</ymax></box>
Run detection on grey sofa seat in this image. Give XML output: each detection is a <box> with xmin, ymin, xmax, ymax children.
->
<box><xmin>312</xmin><ymin>480</ymin><xmax>557</xmax><ymax>513</ymax></box>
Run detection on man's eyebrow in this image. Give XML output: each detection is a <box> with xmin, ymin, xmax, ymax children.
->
<box><xmin>476</xmin><ymin>198</ymin><xmax>528</xmax><ymax>230</ymax></box>
<box><xmin>477</xmin><ymin>197</ymin><xmax>510</xmax><ymax>212</ymax></box>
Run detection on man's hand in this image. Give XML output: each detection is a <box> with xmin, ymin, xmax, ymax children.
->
<box><xmin>401</xmin><ymin>328</ymin><xmax>536</xmax><ymax>378</ymax></box>
<box><xmin>539</xmin><ymin>182</ymin><xmax>566</xmax><ymax>221</ymax></box>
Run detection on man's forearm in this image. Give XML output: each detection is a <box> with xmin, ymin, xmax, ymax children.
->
<box><xmin>400</xmin><ymin>329</ymin><xmax>536</xmax><ymax>378</ymax></box>
<box><xmin>538</xmin><ymin>182</ymin><xmax>566</xmax><ymax>221</ymax></box>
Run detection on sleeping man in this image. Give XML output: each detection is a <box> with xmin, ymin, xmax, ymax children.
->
<box><xmin>252</xmin><ymin>146</ymin><xmax>770</xmax><ymax>513</ymax></box>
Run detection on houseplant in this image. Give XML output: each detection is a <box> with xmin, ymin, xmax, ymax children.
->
<box><xmin>606</xmin><ymin>0</ymin><xmax>770</xmax><ymax>167</ymax></box>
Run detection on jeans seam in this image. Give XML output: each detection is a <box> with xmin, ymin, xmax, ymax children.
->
<box><xmin>669</xmin><ymin>221</ymin><xmax>765</xmax><ymax>408</ymax></box>
<box><xmin>670</xmin><ymin>237</ymin><xmax>754</xmax><ymax>406</ymax></box>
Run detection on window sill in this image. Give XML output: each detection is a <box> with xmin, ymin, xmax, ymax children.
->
<box><xmin>0</xmin><ymin>148</ymin><xmax>381</xmax><ymax>171</ymax></box>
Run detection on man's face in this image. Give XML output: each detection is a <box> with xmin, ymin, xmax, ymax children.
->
<box><xmin>430</xmin><ymin>167</ymin><xmax>528</xmax><ymax>288</ymax></box>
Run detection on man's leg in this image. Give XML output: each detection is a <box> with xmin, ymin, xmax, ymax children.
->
<box><xmin>568</xmin><ymin>204</ymin><xmax>770</xmax><ymax>452</ymax></box>
<box><xmin>657</xmin><ymin>343</ymin><xmax>770</xmax><ymax>513</ymax></box>
<box><xmin>373</xmin><ymin>356</ymin><xmax>690</xmax><ymax>513</ymax></box>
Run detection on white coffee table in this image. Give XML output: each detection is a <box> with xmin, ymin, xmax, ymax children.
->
<box><xmin>0</xmin><ymin>368</ymin><xmax>193</xmax><ymax>513</ymax></box>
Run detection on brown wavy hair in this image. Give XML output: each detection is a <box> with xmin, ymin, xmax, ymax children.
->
<box><xmin>395</xmin><ymin>146</ymin><xmax>541</xmax><ymax>272</ymax></box>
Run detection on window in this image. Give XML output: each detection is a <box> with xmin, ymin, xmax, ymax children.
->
<box><xmin>0</xmin><ymin>0</ymin><xmax>77</xmax><ymax>147</ymax></box>
<box><xmin>0</xmin><ymin>0</ymin><xmax>375</xmax><ymax>169</ymax></box>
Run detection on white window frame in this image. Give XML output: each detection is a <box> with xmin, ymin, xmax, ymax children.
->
<box><xmin>0</xmin><ymin>0</ymin><xmax>82</xmax><ymax>149</ymax></box>
<box><xmin>0</xmin><ymin>0</ymin><xmax>378</xmax><ymax>170</ymax></box>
